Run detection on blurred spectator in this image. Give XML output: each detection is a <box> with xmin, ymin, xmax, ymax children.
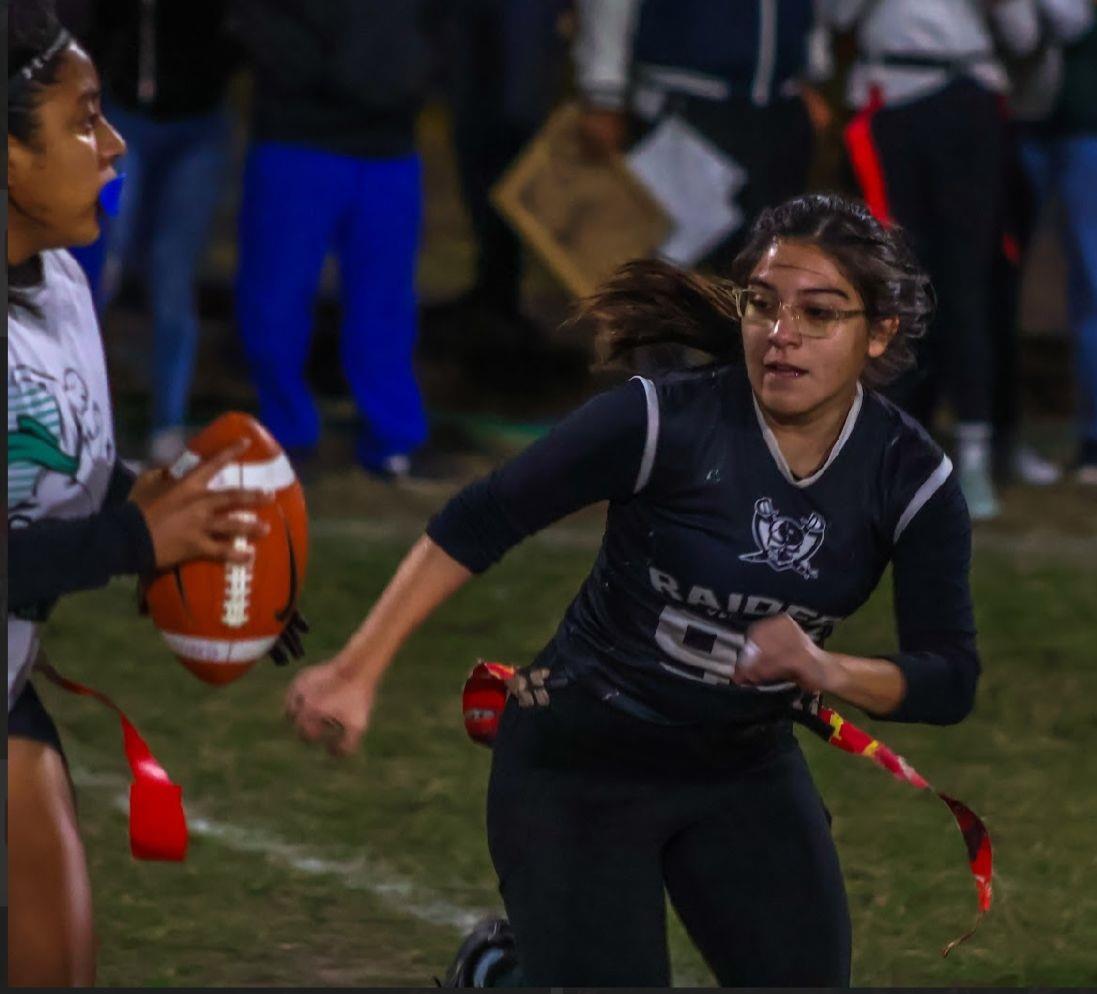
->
<box><xmin>438</xmin><ymin>0</ymin><xmax>570</xmax><ymax>354</ymax></box>
<box><xmin>572</xmin><ymin>0</ymin><xmax>832</xmax><ymax>270</ymax></box>
<box><xmin>84</xmin><ymin>0</ymin><xmax>241</xmax><ymax>466</ymax></box>
<box><xmin>988</xmin><ymin>121</ymin><xmax>1056</xmax><ymax>486</ymax></box>
<box><xmin>1010</xmin><ymin>0</ymin><xmax>1097</xmax><ymax>484</ymax></box>
<box><xmin>231</xmin><ymin>1</ymin><xmax>437</xmax><ymax>478</ymax></box>
<box><xmin>990</xmin><ymin>0</ymin><xmax>1094</xmax><ymax>486</ymax></box>
<box><xmin>825</xmin><ymin>0</ymin><xmax>1044</xmax><ymax>520</ymax></box>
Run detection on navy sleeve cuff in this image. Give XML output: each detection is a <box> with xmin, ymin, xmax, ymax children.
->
<box><xmin>874</xmin><ymin>642</ymin><xmax>979</xmax><ymax>726</ymax></box>
<box><xmin>105</xmin><ymin>456</ymin><xmax>138</xmax><ymax>506</ymax></box>
<box><xmin>7</xmin><ymin>501</ymin><xmax>157</xmax><ymax>614</ymax></box>
<box><xmin>118</xmin><ymin>500</ymin><xmax>157</xmax><ymax>576</ymax></box>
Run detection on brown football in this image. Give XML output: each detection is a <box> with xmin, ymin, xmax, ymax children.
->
<box><xmin>145</xmin><ymin>412</ymin><xmax>308</xmax><ymax>685</ymax></box>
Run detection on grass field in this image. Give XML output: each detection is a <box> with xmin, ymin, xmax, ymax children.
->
<box><xmin>37</xmin><ymin>471</ymin><xmax>1097</xmax><ymax>987</ymax></box>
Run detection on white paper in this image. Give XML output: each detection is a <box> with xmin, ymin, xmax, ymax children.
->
<box><xmin>626</xmin><ymin>115</ymin><xmax>748</xmax><ymax>267</ymax></box>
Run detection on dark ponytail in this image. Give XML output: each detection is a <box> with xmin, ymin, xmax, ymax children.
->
<box><xmin>8</xmin><ymin>0</ymin><xmax>70</xmax><ymax>315</ymax></box>
<box><xmin>576</xmin><ymin>193</ymin><xmax>934</xmax><ymax>388</ymax></box>
<box><xmin>579</xmin><ymin>258</ymin><xmax>744</xmax><ymax>372</ymax></box>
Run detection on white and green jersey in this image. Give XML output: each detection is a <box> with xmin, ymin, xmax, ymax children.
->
<box><xmin>8</xmin><ymin>250</ymin><xmax>118</xmax><ymax>705</ymax></box>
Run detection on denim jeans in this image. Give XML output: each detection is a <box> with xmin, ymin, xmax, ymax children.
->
<box><xmin>102</xmin><ymin>99</ymin><xmax>232</xmax><ymax>433</ymax></box>
<box><xmin>1020</xmin><ymin>134</ymin><xmax>1097</xmax><ymax>446</ymax></box>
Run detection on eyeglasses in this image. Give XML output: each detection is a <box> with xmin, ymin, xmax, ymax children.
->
<box><xmin>726</xmin><ymin>284</ymin><xmax>868</xmax><ymax>339</ymax></box>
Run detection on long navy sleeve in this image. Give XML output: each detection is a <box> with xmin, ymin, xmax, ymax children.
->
<box><xmin>878</xmin><ymin>475</ymin><xmax>981</xmax><ymax>725</ymax></box>
<box><xmin>7</xmin><ymin>457</ymin><xmax>155</xmax><ymax>618</ymax></box>
<box><xmin>427</xmin><ymin>380</ymin><xmax>648</xmax><ymax>573</ymax></box>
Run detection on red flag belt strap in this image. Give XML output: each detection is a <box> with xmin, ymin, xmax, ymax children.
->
<box><xmin>844</xmin><ymin>85</ymin><xmax>894</xmax><ymax>227</ymax></box>
<box><xmin>38</xmin><ymin>663</ymin><xmax>188</xmax><ymax>861</ymax></box>
<box><xmin>793</xmin><ymin>702</ymin><xmax>992</xmax><ymax>957</ymax></box>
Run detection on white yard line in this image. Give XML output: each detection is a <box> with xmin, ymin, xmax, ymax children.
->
<box><xmin>71</xmin><ymin>766</ymin><xmax>489</xmax><ymax>934</ymax></box>
<box><xmin>71</xmin><ymin>766</ymin><xmax>712</xmax><ymax>985</ymax></box>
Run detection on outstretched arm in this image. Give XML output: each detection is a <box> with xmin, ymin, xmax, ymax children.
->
<box><xmin>285</xmin><ymin>379</ymin><xmax>651</xmax><ymax>755</ymax></box>
<box><xmin>284</xmin><ymin>535</ymin><xmax>471</xmax><ymax>755</ymax></box>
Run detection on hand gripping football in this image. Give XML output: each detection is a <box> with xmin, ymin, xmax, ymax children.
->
<box><xmin>145</xmin><ymin>413</ymin><xmax>309</xmax><ymax>685</ymax></box>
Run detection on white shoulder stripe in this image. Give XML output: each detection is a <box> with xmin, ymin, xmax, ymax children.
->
<box><xmin>893</xmin><ymin>454</ymin><xmax>953</xmax><ymax>543</ymax></box>
<box><xmin>631</xmin><ymin>375</ymin><xmax>660</xmax><ymax>494</ymax></box>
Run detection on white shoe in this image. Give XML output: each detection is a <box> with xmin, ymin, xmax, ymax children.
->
<box><xmin>380</xmin><ymin>453</ymin><xmax>412</xmax><ymax>478</ymax></box>
<box><xmin>955</xmin><ymin>423</ymin><xmax>1000</xmax><ymax>521</ymax></box>
<box><xmin>147</xmin><ymin>427</ymin><xmax>188</xmax><ymax>467</ymax></box>
<box><xmin>959</xmin><ymin>463</ymin><xmax>1001</xmax><ymax>521</ymax></box>
<box><xmin>1012</xmin><ymin>445</ymin><xmax>1061</xmax><ymax>485</ymax></box>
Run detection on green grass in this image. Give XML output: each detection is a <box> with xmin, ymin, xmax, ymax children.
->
<box><xmin>37</xmin><ymin>485</ymin><xmax>1097</xmax><ymax>986</ymax></box>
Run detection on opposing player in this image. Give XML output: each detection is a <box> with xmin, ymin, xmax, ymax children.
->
<box><xmin>7</xmin><ymin>2</ymin><xmax>274</xmax><ymax>983</ymax></box>
<box><xmin>286</xmin><ymin>193</ymin><xmax>979</xmax><ymax>985</ymax></box>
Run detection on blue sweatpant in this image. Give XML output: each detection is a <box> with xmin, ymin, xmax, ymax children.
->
<box><xmin>235</xmin><ymin>141</ymin><xmax>426</xmax><ymax>467</ymax></box>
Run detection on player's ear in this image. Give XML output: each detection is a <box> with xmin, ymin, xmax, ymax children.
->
<box><xmin>8</xmin><ymin>136</ymin><xmax>35</xmax><ymax>198</ymax></box>
<box><xmin>866</xmin><ymin>316</ymin><xmax>899</xmax><ymax>359</ymax></box>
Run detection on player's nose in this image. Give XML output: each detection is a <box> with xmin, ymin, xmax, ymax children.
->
<box><xmin>768</xmin><ymin>314</ymin><xmax>801</xmax><ymax>347</ymax></box>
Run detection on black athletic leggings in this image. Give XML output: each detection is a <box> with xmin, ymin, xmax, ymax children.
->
<box><xmin>868</xmin><ymin>77</ymin><xmax>1005</xmax><ymax>427</ymax></box>
<box><xmin>486</xmin><ymin>682</ymin><xmax>851</xmax><ymax>986</ymax></box>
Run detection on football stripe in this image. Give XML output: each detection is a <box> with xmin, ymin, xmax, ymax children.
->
<box><xmin>169</xmin><ymin>452</ymin><xmax>296</xmax><ymax>492</ymax></box>
<box><xmin>160</xmin><ymin>632</ymin><xmax>277</xmax><ymax>663</ymax></box>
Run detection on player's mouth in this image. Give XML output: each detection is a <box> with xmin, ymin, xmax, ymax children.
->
<box><xmin>763</xmin><ymin>361</ymin><xmax>808</xmax><ymax>380</ymax></box>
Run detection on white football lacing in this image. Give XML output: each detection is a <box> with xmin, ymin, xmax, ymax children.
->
<box><xmin>222</xmin><ymin>513</ymin><xmax>256</xmax><ymax>628</ymax></box>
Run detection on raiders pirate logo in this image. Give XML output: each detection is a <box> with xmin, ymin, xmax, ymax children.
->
<box><xmin>739</xmin><ymin>498</ymin><xmax>826</xmax><ymax>579</ymax></box>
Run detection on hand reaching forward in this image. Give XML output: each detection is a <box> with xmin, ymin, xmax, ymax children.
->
<box><xmin>284</xmin><ymin>659</ymin><xmax>375</xmax><ymax>757</ymax></box>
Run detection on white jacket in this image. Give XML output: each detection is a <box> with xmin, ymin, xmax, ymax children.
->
<box><xmin>823</xmin><ymin>0</ymin><xmax>1063</xmax><ymax>107</ymax></box>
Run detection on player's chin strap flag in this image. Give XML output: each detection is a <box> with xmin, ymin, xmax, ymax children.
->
<box><xmin>39</xmin><ymin>663</ymin><xmax>188</xmax><ymax>861</ymax></box>
<box><xmin>461</xmin><ymin>661</ymin><xmax>991</xmax><ymax>958</ymax></box>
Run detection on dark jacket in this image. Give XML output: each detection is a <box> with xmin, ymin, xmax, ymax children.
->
<box><xmin>632</xmin><ymin>0</ymin><xmax>817</xmax><ymax>101</ymax></box>
<box><xmin>231</xmin><ymin>0</ymin><xmax>441</xmax><ymax>158</ymax></box>
<box><xmin>89</xmin><ymin>0</ymin><xmax>241</xmax><ymax>120</ymax></box>
<box><xmin>575</xmin><ymin>0</ymin><xmax>821</xmax><ymax>111</ymax></box>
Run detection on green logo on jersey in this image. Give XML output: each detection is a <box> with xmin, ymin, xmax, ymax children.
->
<box><xmin>7</xmin><ymin>380</ymin><xmax>80</xmax><ymax>508</ymax></box>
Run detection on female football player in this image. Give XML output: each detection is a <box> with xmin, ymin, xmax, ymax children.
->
<box><xmin>286</xmin><ymin>192</ymin><xmax>978</xmax><ymax>986</ymax></box>
<box><xmin>7</xmin><ymin>2</ymin><xmax>273</xmax><ymax>984</ymax></box>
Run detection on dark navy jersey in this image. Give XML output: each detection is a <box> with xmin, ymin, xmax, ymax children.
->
<box><xmin>429</xmin><ymin>363</ymin><xmax>979</xmax><ymax>727</ymax></box>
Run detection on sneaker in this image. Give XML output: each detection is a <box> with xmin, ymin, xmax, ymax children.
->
<box><xmin>1012</xmin><ymin>445</ymin><xmax>1061</xmax><ymax>486</ymax></box>
<box><xmin>365</xmin><ymin>447</ymin><xmax>461</xmax><ymax>484</ymax></box>
<box><xmin>438</xmin><ymin>917</ymin><xmax>517</xmax><ymax>988</ymax></box>
<box><xmin>959</xmin><ymin>462</ymin><xmax>1001</xmax><ymax>521</ymax></box>
<box><xmin>1076</xmin><ymin>439</ymin><xmax>1097</xmax><ymax>485</ymax></box>
<box><xmin>380</xmin><ymin>453</ymin><xmax>412</xmax><ymax>478</ymax></box>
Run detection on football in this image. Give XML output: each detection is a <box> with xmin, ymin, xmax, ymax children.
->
<box><xmin>145</xmin><ymin>412</ymin><xmax>309</xmax><ymax>685</ymax></box>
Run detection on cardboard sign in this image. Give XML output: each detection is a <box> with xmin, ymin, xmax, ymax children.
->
<box><xmin>491</xmin><ymin>102</ymin><xmax>671</xmax><ymax>298</ymax></box>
